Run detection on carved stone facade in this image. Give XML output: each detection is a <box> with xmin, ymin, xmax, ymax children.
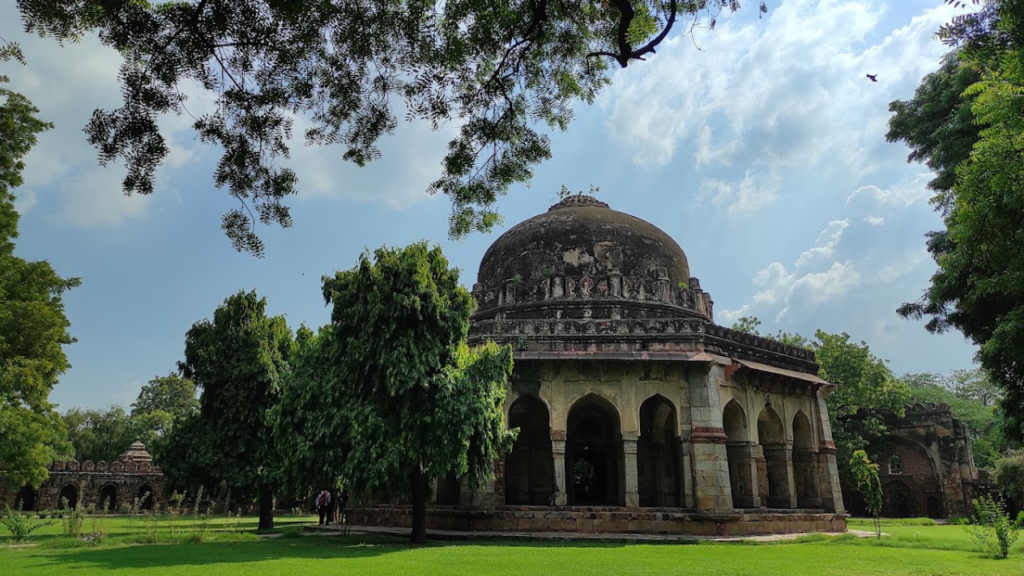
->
<box><xmin>351</xmin><ymin>196</ymin><xmax>847</xmax><ymax>535</ymax></box>
<box><xmin>870</xmin><ymin>403</ymin><xmax>982</xmax><ymax>519</ymax></box>
<box><xmin>1</xmin><ymin>442</ymin><xmax>163</xmax><ymax>512</ymax></box>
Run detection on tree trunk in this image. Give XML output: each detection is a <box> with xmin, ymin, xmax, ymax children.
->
<box><xmin>223</xmin><ymin>487</ymin><xmax>232</xmax><ymax>516</ymax></box>
<box><xmin>410</xmin><ymin>465</ymin><xmax>427</xmax><ymax>543</ymax></box>
<box><xmin>258</xmin><ymin>483</ymin><xmax>274</xmax><ymax>531</ymax></box>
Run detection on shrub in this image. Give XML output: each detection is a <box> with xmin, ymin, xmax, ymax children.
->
<box><xmin>966</xmin><ymin>494</ymin><xmax>1023</xmax><ymax>559</ymax></box>
<box><xmin>0</xmin><ymin>504</ymin><xmax>57</xmax><ymax>543</ymax></box>
<box><xmin>59</xmin><ymin>498</ymin><xmax>86</xmax><ymax>539</ymax></box>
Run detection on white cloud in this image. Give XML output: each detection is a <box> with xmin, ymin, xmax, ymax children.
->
<box><xmin>796</xmin><ymin>220</ymin><xmax>850</xmax><ymax>268</ymax></box>
<box><xmin>864</xmin><ymin>215</ymin><xmax>885</xmax><ymax>225</ymax></box>
<box><xmin>13</xmin><ymin>189</ymin><xmax>38</xmax><ymax>215</ymax></box>
<box><xmin>698</xmin><ymin>165</ymin><xmax>781</xmax><ymax>214</ymax></box>
<box><xmin>50</xmin><ymin>164</ymin><xmax>152</xmax><ymax>227</ymax></box>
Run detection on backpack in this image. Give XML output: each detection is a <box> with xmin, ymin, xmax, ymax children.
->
<box><xmin>317</xmin><ymin>491</ymin><xmax>327</xmax><ymax>507</ymax></box>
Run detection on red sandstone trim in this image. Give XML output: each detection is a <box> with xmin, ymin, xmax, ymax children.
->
<box><xmin>691</xmin><ymin>426</ymin><xmax>728</xmax><ymax>443</ymax></box>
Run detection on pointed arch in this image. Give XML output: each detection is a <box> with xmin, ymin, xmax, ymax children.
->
<box><xmin>723</xmin><ymin>399</ymin><xmax>757</xmax><ymax>508</ymax></box>
<box><xmin>791</xmin><ymin>410</ymin><xmax>820</xmax><ymax>508</ymax></box>
<box><xmin>758</xmin><ymin>407</ymin><xmax>793</xmax><ymax>508</ymax></box>
<box><xmin>638</xmin><ymin>395</ymin><xmax>680</xmax><ymax>507</ymax></box>
<box><xmin>566</xmin><ymin>394</ymin><xmax>622</xmax><ymax>506</ymax></box>
<box><xmin>505</xmin><ymin>395</ymin><xmax>555</xmax><ymax>505</ymax></box>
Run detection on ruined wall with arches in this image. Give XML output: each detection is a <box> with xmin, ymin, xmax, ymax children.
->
<box><xmin>0</xmin><ymin>442</ymin><xmax>163</xmax><ymax>512</ymax></box>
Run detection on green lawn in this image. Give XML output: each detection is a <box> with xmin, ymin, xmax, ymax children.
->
<box><xmin>2</xmin><ymin>517</ymin><xmax>1022</xmax><ymax>575</ymax></box>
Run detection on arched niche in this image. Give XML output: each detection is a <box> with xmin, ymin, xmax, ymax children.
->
<box><xmin>566</xmin><ymin>394</ymin><xmax>622</xmax><ymax>506</ymax></box>
<box><xmin>436</xmin><ymin>471</ymin><xmax>461</xmax><ymax>506</ymax></box>
<box><xmin>791</xmin><ymin>410</ymin><xmax>820</xmax><ymax>508</ymax></box>
<box><xmin>136</xmin><ymin>485</ymin><xmax>155</xmax><ymax>510</ymax></box>
<box><xmin>723</xmin><ymin>400</ymin><xmax>757</xmax><ymax>508</ymax></box>
<box><xmin>757</xmin><ymin>407</ymin><xmax>793</xmax><ymax>509</ymax></box>
<box><xmin>100</xmin><ymin>484</ymin><xmax>119</xmax><ymax>512</ymax></box>
<box><xmin>59</xmin><ymin>484</ymin><xmax>79</xmax><ymax>509</ymax></box>
<box><xmin>14</xmin><ymin>485</ymin><xmax>37</xmax><ymax>511</ymax></box>
<box><xmin>505</xmin><ymin>395</ymin><xmax>555</xmax><ymax>505</ymax></box>
<box><xmin>638</xmin><ymin>395</ymin><xmax>680</xmax><ymax>507</ymax></box>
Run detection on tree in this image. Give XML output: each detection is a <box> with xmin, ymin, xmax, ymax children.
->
<box><xmin>896</xmin><ymin>0</ymin><xmax>1024</xmax><ymax>443</ymax></box>
<box><xmin>993</xmin><ymin>451</ymin><xmax>1024</xmax><ymax>511</ymax></box>
<box><xmin>167</xmin><ymin>290</ymin><xmax>293</xmax><ymax>530</ymax></box>
<box><xmin>10</xmin><ymin>0</ymin><xmax>761</xmax><ymax>256</ymax></box>
<box><xmin>63</xmin><ymin>406</ymin><xmax>136</xmax><ymax>462</ymax></box>
<box><xmin>0</xmin><ymin>72</ymin><xmax>76</xmax><ymax>488</ymax></box>
<box><xmin>131</xmin><ymin>373</ymin><xmax>198</xmax><ymax>423</ymax></box>
<box><xmin>849</xmin><ymin>450</ymin><xmax>882</xmax><ymax>539</ymax></box>
<box><xmin>278</xmin><ymin>243</ymin><xmax>514</xmax><ymax>542</ymax></box>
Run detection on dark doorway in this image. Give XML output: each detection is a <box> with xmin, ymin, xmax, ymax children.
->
<box><xmin>638</xmin><ymin>395</ymin><xmax>680</xmax><ymax>507</ymax></box>
<box><xmin>137</xmin><ymin>485</ymin><xmax>155</xmax><ymax>510</ymax></box>
<box><xmin>792</xmin><ymin>411</ymin><xmax>820</xmax><ymax>509</ymax></box>
<box><xmin>505</xmin><ymin>396</ymin><xmax>555</xmax><ymax>505</ymax></box>
<box><xmin>14</xmin><ymin>486</ymin><xmax>36</xmax><ymax>511</ymax></box>
<box><xmin>889</xmin><ymin>485</ymin><xmax>914</xmax><ymax>518</ymax></box>
<box><xmin>436</xmin><ymin>471</ymin><xmax>461</xmax><ymax>505</ymax></box>
<box><xmin>59</xmin><ymin>484</ymin><xmax>79</xmax><ymax>509</ymax></box>
<box><xmin>723</xmin><ymin>400</ymin><xmax>757</xmax><ymax>509</ymax></box>
<box><xmin>100</xmin><ymin>484</ymin><xmax>119</xmax><ymax>512</ymax></box>
<box><xmin>758</xmin><ymin>407</ymin><xmax>793</xmax><ymax>509</ymax></box>
<box><xmin>927</xmin><ymin>496</ymin><xmax>944</xmax><ymax>519</ymax></box>
<box><xmin>566</xmin><ymin>394</ymin><xmax>622</xmax><ymax>506</ymax></box>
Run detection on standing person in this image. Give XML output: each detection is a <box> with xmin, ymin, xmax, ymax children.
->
<box><xmin>338</xmin><ymin>488</ymin><xmax>349</xmax><ymax>526</ymax></box>
<box><xmin>316</xmin><ymin>488</ymin><xmax>331</xmax><ymax>526</ymax></box>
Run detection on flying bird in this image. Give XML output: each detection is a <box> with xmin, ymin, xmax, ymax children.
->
<box><xmin>866</xmin><ymin>74</ymin><xmax>878</xmax><ymax>82</ymax></box>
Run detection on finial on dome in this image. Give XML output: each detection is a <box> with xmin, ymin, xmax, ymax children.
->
<box><xmin>548</xmin><ymin>195</ymin><xmax>610</xmax><ymax>211</ymax></box>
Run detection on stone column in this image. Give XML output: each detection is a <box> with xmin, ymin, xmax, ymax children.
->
<box><xmin>688</xmin><ymin>364</ymin><xmax>733</xmax><ymax>512</ymax></box>
<box><xmin>813</xmin><ymin>387</ymin><xmax>845</xmax><ymax>513</ymax></box>
<box><xmin>551</xmin><ymin>432</ymin><xmax>567</xmax><ymax>506</ymax></box>
<box><xmin>678</xmin><ymin>439</ymin><xmax>695</xmax><ymax>508</ymax></box>
<box><xmin>726</xmin><ymin>441</ymin><xmax>763</xmax><ymax>508</ymax></box>
<box><xmin>622</xmin><ymin>432</ymin><xmax>640</xmax><ymax>508</ymax></box>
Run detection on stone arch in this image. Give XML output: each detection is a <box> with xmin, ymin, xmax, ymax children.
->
<box><xmin>566</xmin><ymin>394</ymin><xmax>622</xmax><ymax>506</ymax></box>
<box><xmin>505</xmin><ymin>395</ymin><xmax>555</xmax><ymax>505</ymax></box>
<box><xmin>791</xmin><ymin>410</ymin><xmax>820</xmax><ymax>508</ymax></box>
<box><xmin>638</xmin><ymin>395</ymin><xmax>680</xmax><ymax>507</ymax></box>
<box><xmin>757</xmin><ymin>407</ymin><xmax>794</xmax><ymax>508</ymax></box>
<box><xmin>59</xmin><ymin>484</ymin><xmax>79</xmax><ymax>509</ymax></box>
<box><xmin>886</xmin><ymin>480</ymin><xmax>915</xmax><ymax>518</ymax></box>
<box><xmin>14</xmin><ymin>485</ymin><xmax>37</xmax><ymax>511</ymax></box>
<box><xmin>99</xmin><ymin>484</ymin><xmax>119</xmax><ymax>512</ymax></box>
<box><xmin>136</xmin><ymin>484</ymin><xmax>155</xmax><ymax>510</ymax></box>
<box><xmin>723</xmin><ymin>400</ymin><xmax>757</xmax><ymax>508</ymax></box>
<box><xmin>876</xmin><ymin>437</ymin><xmax>943</xmax><ymax>518</ymax></box>
<box><xmin>436</xmin><ymin>471</ymin><xmax>461</xmax><ymax>505</ymax></box>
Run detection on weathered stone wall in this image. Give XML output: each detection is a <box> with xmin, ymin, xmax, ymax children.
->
<box><xmin>871</xmin><ymin>402</ymin><xmax>979</xmax><ymax>518</ymax></box>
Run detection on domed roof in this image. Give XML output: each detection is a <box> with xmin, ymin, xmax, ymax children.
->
<box><xmin>476</xmin><ymin>195</ymin><xmax>691</xmax><ymax>290</ymax></box>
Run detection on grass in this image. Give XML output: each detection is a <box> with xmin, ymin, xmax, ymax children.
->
<box><xmin>1</xmin><ymin>517</ymin><xmax>1022</xmax><ymax>575</ymax></box>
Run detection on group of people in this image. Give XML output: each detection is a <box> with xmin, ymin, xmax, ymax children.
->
<box><xmin>315</xmin><ymin>487</ymin><xmax>348</xmax><ymax>526</ymax></box>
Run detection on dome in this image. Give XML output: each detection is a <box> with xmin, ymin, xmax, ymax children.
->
<box><xmin>476</xmin><ymin>195</ymin><xmax>691</xmax><ymax>294</ymax></box>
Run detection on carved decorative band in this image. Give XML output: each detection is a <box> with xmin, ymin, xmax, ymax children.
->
<box><xmin>691</xmin><ymin>426</ymin><xmax>729</xmax><ymax>444</ymax></box>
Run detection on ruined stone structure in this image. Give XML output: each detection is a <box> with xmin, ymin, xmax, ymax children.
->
<box><xmin>871</xmin><ymin>402</ymin><xmax>982</xmax><ymax>519</ymax></box>
<box><xmin>350</xmin><ymin>196</ymin><xmax>848</xmax><ymax>535</ymax></box>
<box><xmin>1</xmin><ymin>441</ymin><xmax>163</xmax><ymax>512</ymax></box>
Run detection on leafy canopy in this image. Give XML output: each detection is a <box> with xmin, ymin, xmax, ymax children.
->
<box><xmin>278</xmin><ymin>242</ymin><xmax>513</xmax><ymax>542</ymax></box>
<box><xmin>896</xmin><ymin>0</ymin><xmax>1024</xmax><ymax>442</ymax></box>
<box><xmin>0</xmin><ymin>74</ymin><xmax>76</xmax><ymax>488</ymax></box>
<box><xmin>11</xmin><ymin>0</ymin><xmax>759</xmax><ymax>256</ymax></box>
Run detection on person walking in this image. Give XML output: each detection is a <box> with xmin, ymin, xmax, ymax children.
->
<box><xmin>316</xmin><ymin>488</ymin><xmax>332</xmax><ymax>526</ymax></box>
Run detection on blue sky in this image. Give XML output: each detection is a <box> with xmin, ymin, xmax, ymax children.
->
<box><xmin>2</xmin><ymin>0</ymin><xmax>978</xmax><ymax>410</ymax></box>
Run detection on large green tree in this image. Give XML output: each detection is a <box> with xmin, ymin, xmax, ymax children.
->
<box><xmin>165</xmin><ymin>290</ymin><xmax>292</xmax><ymax>530</ymax></box>
<box><xmin>131</xmin><ymin>373</ymin><xmax>198</xmax><ymax>424</ymax></box>
<box><xmin>0</xmin><ymin>73</ymin><xmax>76</xmax><ymax>488</ymax></box>
<box><xmin>9</xmin><ymin>0</ymin><xmax>759</xmax><ymax>256</ymax></box>
<box><xmin>63</xmin><ymin>405</ymin><xmax>135</xmax><ymax>463</ymax></box>
<box><xmin>896</xmin><ymin>0</ymin><xmax>1024</xmax><ymax>442</ymax></box>
<box><xmin>278</xmin><ymin>243</ymin><xmax>514</xmax><ymax>542</ymax></box>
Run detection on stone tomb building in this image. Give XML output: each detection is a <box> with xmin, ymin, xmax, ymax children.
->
<box><xmin>1</xmin><ymin>441</ymin><xmax>163</xmax><ymax>512</ymax></box>
<box><xmin>871</xmin><ymin>402</ymin><xmax>983</xmax><ymax>519</ymax></box>
<box><xmin>351</xmin><ymin>196</ymin><xmax>848</xmax><ymax>535</ymax></box>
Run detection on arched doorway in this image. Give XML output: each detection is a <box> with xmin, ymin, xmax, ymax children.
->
<box><xmin>436</xmin><ymin>471</ymin><xmax>461</xmax><ymax>505</ymax></box>
<box><xmin>638</xmin><ymin>395</ymin><xmax>680</xmax><ymax>507</ymax></box>
<box><xmin>505</xmin><ymin>396</ymin><xmax>555</xmax><ymax>505</ymax></box>
<box><xmin>888</xmin><ymin>483</ymin><xmax>914</xmax><ymax>518</ymax></box>
<box><xmin>792</xmin><ymin>411</ymin><xmax>820</xmax><ymax>509</ymax></box>
<box><xmin>723</xmin><ymin>400</ymin><xmax>757</xmax><ymax>508</ymax></box>
<box><xmin>59</xmin><ymin>484</ymin><xmax>79</xmax><ymax>509</ymax></box>
<box><xmin>100</xmin><ymin>484</ymin><xmax>119</xmax><ymax>512</ymax></box>
<box><xmin>566</xmin><ymin>395</ymin><xmax>622</xmax><ymax>506</ymax></box>
<box><xmin>757</xmin><ymin>407</ymin><xmax>793</xmax><ymax>509</ymax></box>
<box><xmin>14</xmin><ymin>486</ymin><xmax>37</xmax><ymax>511</ymax></box>
<box><xmin>927</xmin><ymin>495</ymin><xmax>944</xmax><ymax>519</ymax></box>
<box><xmin>137</xmin><ymin>485</ymin><xmax>155</xmax><ymax>510</ymax></box>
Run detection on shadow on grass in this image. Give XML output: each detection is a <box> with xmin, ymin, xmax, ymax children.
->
<box><xmin>29</xmin><ymin>533</ymin><xmax>642</xmax><ymax>571</ymax></box>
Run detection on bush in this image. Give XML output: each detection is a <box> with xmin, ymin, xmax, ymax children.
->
<box><xmin>966</xmin><ymin>494</ymin><xmax>1023</xmax><ymax>559</ymax></box>
<box><xmin>0</xmin><ymin>504</ymin><xmax>57</xmax><ymax>543</ymax></box>
<box><xmin>59</xmin><ymin>498</ymin><xmax>86</xmax><ymax>539</ymax></box>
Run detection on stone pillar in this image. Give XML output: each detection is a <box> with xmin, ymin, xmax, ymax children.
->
<box><xmin>623</xmin><ymin>432</ymin><xmax>640</xmax><ymax>508</ymax></box>
<box><xmin>688</xmin><ymin>364</ymin><xmax>733</xmax><ymax>512</ymax></box>
<box><xmin>726</xmin><ymin>441</ymin><xmax>763</xmax><ymax>508</ymax></box>
<box><xmin>678</xmin><ymin>439</ymin><xmax>695</xmax><ymax>508</ymax></box>
<box><xmin>551</xmin><ymin>432</ymin><xmax>567</xmax><ymax>506</ymax></box>
<box><xmin>813</xmin><ymin>387</ymin><xmax>845</xmax><ymax>513</ymax></box>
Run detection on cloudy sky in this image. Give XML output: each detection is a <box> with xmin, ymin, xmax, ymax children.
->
<box><xmin>2</xmin><ymin>0</ymin><xmax>978</xmax><ymax>410</ymax></box>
